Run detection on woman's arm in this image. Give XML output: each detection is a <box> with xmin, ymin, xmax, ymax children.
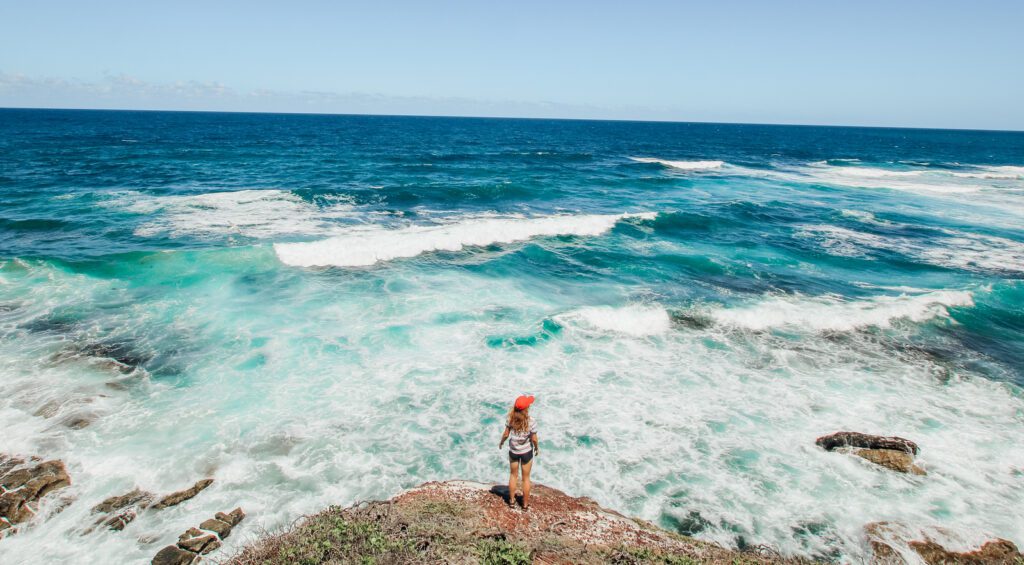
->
<box><xmin>530</xmin><ymin>432</ymin><xmax>539</xmax><ymax>455</ymax></box>
<box><xmin>498</xmin><ymin>426</ymin><xmax>510</xmax><ymax>449</ymax></box>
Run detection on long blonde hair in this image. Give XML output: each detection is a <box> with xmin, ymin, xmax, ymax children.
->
<box><xmin>508</xmin><ymin>406</ymin><xmax>530</xmax><ymax>434</ymax></box>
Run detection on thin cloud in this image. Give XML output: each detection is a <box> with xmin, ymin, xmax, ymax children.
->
<box><xmin>0</xmin><ymin>71</ymin><xmax>664</xmax><ymax>120</ymax></box>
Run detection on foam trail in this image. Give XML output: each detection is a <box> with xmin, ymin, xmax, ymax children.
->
<box><xmin>952</xmin><ymin>165</ymin><xmax>1024</xmax><ymax>179</ymax></box>
<box><xmin>630</xmin><ymin>157</ymin><xmax>725</xmax><ymax>170</ymax></box>
<box><xmin>274</xmin><ymin>212</ymin><xmax>655</xmax><ymax>267</ymax></box>
<box><xmin>556</xmin><ymin>305</ymin><xmax>671</xmax><ymax>336</ymax></box>
<box><xmin>793</xmin><ymin>164</ymin><xmax>986</xmax><ymax>194</ymax></box>
<box><xmin>113</xmin><ymin>189</ymin><xmax>355</xmax><ymax>239</ymax></box>
<box><xmin>708</xmin><ymin>290</ymin><xmax>974</xmax><ymax>332</ymax></box>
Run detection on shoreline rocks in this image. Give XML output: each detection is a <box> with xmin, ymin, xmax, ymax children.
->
<box><xmin>227</xmin><ymin>480</ymin><xmax>807</xmax><ymax>564</ymax></box>
<box><xmin>865</xmin><ymin>521</ymin><xmax>1023</xmax><ymax>564</ymax></box>
<box><xmin>88</xmin><ymin>479</ymin><xmax>214</xmax><ymax>534</ymax></box>
<box><xmin>152</xmin><ymin>507</ymin><xmax>245</xmax><ymax>564</ymax></box>
<box><xmin>816</xmin><ymin>431</ymin><xmax>926</xmax><ymax>475</ymax></box>
<box><xmin>0</xmin><ymin>455</ymin><xmax>71</xmax><ymax>537</ymax></box>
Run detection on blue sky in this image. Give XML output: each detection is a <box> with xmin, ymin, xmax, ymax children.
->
<box><xmin>1</xmin><ymin>0</ymin><xmax>1022</xmax><ymax>129</ymax></box>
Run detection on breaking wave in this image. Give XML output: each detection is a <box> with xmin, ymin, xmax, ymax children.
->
<box><xmin>707</xmin><ymin>290</ymin><xmax>974</xmax><ymax>332</ymax></box>
<box><xmin>274</xmin><ymin>212</ymin><xmax>656</xmax><ymax>267</ymax></box>
<box><xmin>110</xmin><ymin>189</ymin><xmax>356</xmax><ymax>239</ymax></box>
<box><xmin>630</xmin><ymin>157</ymin><xmax>726</xmax><ymax>170</ymax></box>
<box><xmin>555</xmin><ymin>304</ymin><xmax>671</xmax><ymax>336</ymax></box>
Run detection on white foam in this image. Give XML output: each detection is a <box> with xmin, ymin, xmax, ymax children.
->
<box><xmin>630</xmin><ymin>157</ymin><xmax>725</xmax><ymax>170</ymax></box>
<box><xmin>952</xmin><ymin>165</ymin><xmax>1024</xmax><ymax>179</ymax></box>
<box><xmin>799</xmin><ymin>223</ymin><xmax>1024</xmax><ymax>275</ymax></box>
<box><xmin>708</xmin><ymin>290</ymin><xmax>974</xmax><ymax>332</ymax></box>
<box><xmin>111</xmin><ymin>189</ymin><xmax>355</xmax><ymax>239</ymax></box>
<box><xmin>274</xmin><ymin>212</ymin><xmax>656</xmax><ymax>267</ymax></box>
<box><xmin>556</xmin><ymin>305</ymin><xmax>672</xmax><ymax>337</ymax></box>
<box><xmin>1</xmin><ymin>258</ymin><xmax>1022</xmax><ymax>564</ymax></box>
<box><xmin>793</xmin><ymin>164</ymin><xmax>986</xmax><ymax>194</ymax></box>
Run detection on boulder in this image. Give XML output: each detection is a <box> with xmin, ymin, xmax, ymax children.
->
<box><xmin>92</xmin><ymin>488</ymin><xmax>155</xmax><ymax>514</ymax></box>
<box><xmin>816</xmin><ymin>432</ymin><xmax>925</xmax><ymax>475</ymax></box>
<box><xmin>87</xmin><ymin>488</ymin><xmax>155</xmax><ymax>532</ymax></box>
<box><xmin>152</xmin><ymin>544</ymin><xmax>198</xmax><ymax>565</ymax></box>
<box><xmin>0</xmin><ymin>456</ymin><xmax>71</xmax><ymax>531</ymax></box>
<box><xmin>816</xmin><ymin>431</ymin><xmax>919</xmax><ymax>455</ymax></box>
<box><xmin>856</xmin><ymin>449</ymin><xmax>926</xmax><ymax>476</ymax></box>
<box><xmin>177</xmin><ymin>529</ymin><xmax>221</xmax><ymax>554</ymax></box>
<box><xmin>151</xmin><ymin>479</ymin><xmax>213</xmax><ymax>510</ymax></box>
<box><xmin>215</xmin><ymin>507</ymin><xmax>245</xmax><ymax>527</ymax></box>
<box><xmin>198</xmin><ymin>518</ymin><xmax>232</xmax><ymax>539</ymax></box>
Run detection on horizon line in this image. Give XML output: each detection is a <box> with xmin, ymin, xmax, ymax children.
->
<box><xmin>2</xmin><ymin>105</ymin><xmax>1022</xmax><ymax>135</ymax></box>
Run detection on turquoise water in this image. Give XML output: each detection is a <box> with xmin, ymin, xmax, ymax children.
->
<box><xmin>1</xmin><ymin>109</ymin><xmax>1023</xmax><ymax>563</ymax></box>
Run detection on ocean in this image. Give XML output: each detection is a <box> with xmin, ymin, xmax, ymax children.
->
<box><xmin>1</xmin><ymin>108</ymin><xmax>1022</xmax><ymax>563</ymax></box>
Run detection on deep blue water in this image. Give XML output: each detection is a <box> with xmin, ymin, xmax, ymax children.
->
<box><xmin>1</xmin><ymin>109</ymin><xmax>1022</xmax><ymax>563</ymax></box>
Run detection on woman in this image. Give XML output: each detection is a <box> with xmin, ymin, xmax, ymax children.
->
<box><xmin>498</xmin><ymin>394</ymin><xmax>538</xmax><ymax>510</ymax></box>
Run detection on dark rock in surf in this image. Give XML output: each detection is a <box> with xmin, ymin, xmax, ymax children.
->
<box><xmin>152</xmin><ymin>544</ymin><xmax>199</xmax><ymax>565</ymax></box>
<box><xmin>816</xmin><ymin>431</ymin><xmax>919</xmax><ymax>455</ymax></box>
<box><xmin>177</xmin><ymin>528</ymin><xmax>221</xmax><ymax>554</ymax></box>
<box><xmin>151</xmin><ymin>479</ymin><xmax>213</xmax><ymax>510</ymax></box>
<box><xmin>856</xmin><ymin>449</ymin><xmax>926</xmax><ymax>476</ymax></box>
<box><xmin>153</xmin><ymin>508</ymin><xmax>245</xmax><ymax>563</ymax></box>
<box><xmin>88</xmin><ymin>488</ymin><xmax>156</xmax><ymax>532</ymax></box>
<box><xmin>817</xmin><ymin>432</ymin><xmax>925</xmax><ymax>475</ymax></box>
<box><xmin>215</xmin><ymin>507</ymin><xmax>245</xmax><ymax>527</ymax></box>
<box><xmin>0</xmin><ymin>456</ymin><xmax>71</xmax><ymax>535</ymax></box>
<box><xmin>92</xmin><ymin>488</ymin><xmax>155</xmax><ymax>514</ymax></box>
<box><xmin>198</xmin><ymin>517</ymin><xmax>232</xmax><ymax>538</ymax></box>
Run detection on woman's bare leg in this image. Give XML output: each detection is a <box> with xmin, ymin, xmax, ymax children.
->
<box><xmin>521</xmin><ymin>458</ymin><xmax>533</xmax><ymax>509</ymax></box>
<box><xmin>508</xmin><ymin>459</ymin><xmax>519</xmax><ymax>507</ymax></box>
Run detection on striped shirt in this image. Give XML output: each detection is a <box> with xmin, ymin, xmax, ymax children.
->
<box><xmin>506</xmin><ymin>417</ymin><xmax>537</xmax><ymax>455</ymax></box>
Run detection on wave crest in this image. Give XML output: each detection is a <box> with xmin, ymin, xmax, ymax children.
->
<box><xmin>274</xmin><ymin>212</ymin><xmax>655</xmax><ymax>267</ymax></box>
<box><xmin>555</xmin><ymin>305</ymin><xmax>671</xmax><ymax>336</ymax></box>
<box><xmin>707</xmin><ymin>290</ymin><xmax>974</xmax><ymax>332</ymax></box>
<box><xmin>629</xmin><ymin>157</ymin><xmax>725</xmax><ymax>170</ymax></box>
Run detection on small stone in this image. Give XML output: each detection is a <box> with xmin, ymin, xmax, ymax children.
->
<box><xmin>198</xmin><ymin>518</ymin><xmax>232</xmax><ymax>539</ymax></box>
<box><xmin>102</xmin><ymin>508</ymin><xmax>137</xmax><ymax>531</ymax></box>
<box><xmin>152</xmin><ymin>479</ymin><xmax>213</xmax><ymax>510</ymax></box>
<box><xmin>151</xmin><ymin>545</ymin><xmax>197</xmax><ymax>565</ymax></box>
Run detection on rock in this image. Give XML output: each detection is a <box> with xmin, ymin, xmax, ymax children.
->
<box><xmin>92</xmin><ymin>488</ymin><xmax>155</xmax><ymax>514</ymax></box>
<box><xmin>151</xmin><ymin>479</ymin><xmax>213</xmax><ymax>510</ymax></box>
<box><xmin>856</xmin><ymin>449</ymin><xmax>926</xmax><ymax>475</ymax></box>
<box><xmin>231</xmin><ymin>481</ymin><xmax>791</xmax><ymax>564</ymax></box>
<box><xmin>178</xmin><ymin>527</ymin><xmax>204</xmax><ymax>541</ymax></box>
<box><xmin>910</xmin><ymin>539</ymin><xmax>1022</xmax><ymax>564</ymax></box>
<box><xmin>152</xmin><ymin>544</ymin><xmax>198</xmax><ymax>565</ymax></box>
<box><xmin>865</xmin><ymin>522</ymin><xmax>1023</xmax><ymax>564</ymax></box>
<box><xmin>178</xmin><ymin>530</ymin><xmax>221</xmax><ymax>554</ymax></box>
<box><xmin>215</xmin><ymin>507</ymin><xmax>245</xmax><ymax>527</ymax></box>
<box><xmin>101</xmin><ymin>508</ymin><xmax>138</xmax><ymax>531</ymax></box>
<box><xmin>198</xmin><ymin>518</ymin><xmax>232</xmax><ymax>539</ymax></box>
<box><xmin>0</xmin><ymin>456</ymin><xmax>71</xmax><ymax>530</ymax></box>
<box><xmin>817</xmin><ymin>432</ymin><xmax>925</xmax><ymax>474</ymax></box>
<box><xmin>816</xmin><ymin>431</ymin><xmax>919</xmax><ymax>455</ymax></box>
<box><xmin>87</xmin><ymin>488</ymin><xmax>156</xmax><ymax>532</ymax></box>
